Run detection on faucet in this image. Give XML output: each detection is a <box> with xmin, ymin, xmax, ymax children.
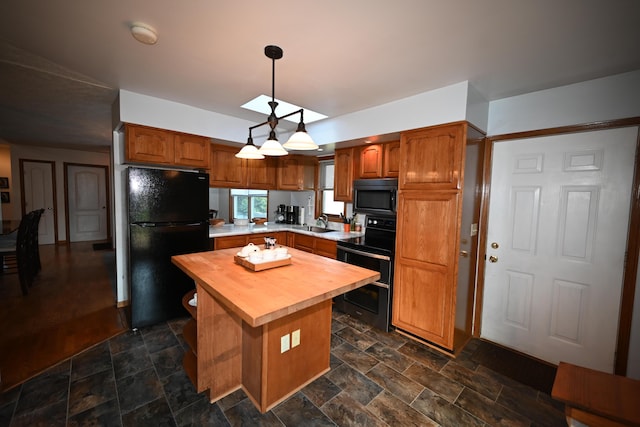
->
<box><xmin>316</xmin><ymin>214</ymin><xmax>329</xmax><ymax>228</ymax></box>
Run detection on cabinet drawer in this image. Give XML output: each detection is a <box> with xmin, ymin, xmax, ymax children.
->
<box><xmin>214</xmin><ymin>235</ymin><xmax>247</xmax><ymax>250</ymax></box>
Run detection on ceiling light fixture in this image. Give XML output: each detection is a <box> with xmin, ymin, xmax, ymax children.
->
<box><xmin>236</xmin><ymin>45</ymin><xmax>318</xmax><ymax>159</ymax></box>
<box><xmin>130</xmin><ymin>22</ymin><xmax>158</xmax><ymax>45</ymax></box>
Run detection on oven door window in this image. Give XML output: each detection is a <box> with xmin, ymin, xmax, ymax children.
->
<box><xmin>339</xmin><ymin>250</ymin><xmax>390</xmax><ymax>285</ymax></box>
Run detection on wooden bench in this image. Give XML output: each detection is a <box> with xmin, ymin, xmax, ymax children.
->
<box><xmin>551</xmin><ymin>362</ymin><xmax>640</xmax><ymax>427</ymax></box>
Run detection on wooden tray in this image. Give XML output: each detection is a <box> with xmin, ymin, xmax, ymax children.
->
<box><xmin>234</xmin><ymin>254</ymin><xmax>292</xmax><ymax>271</ymax></box>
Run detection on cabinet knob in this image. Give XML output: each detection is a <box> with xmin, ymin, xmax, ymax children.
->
<box><xmin>489</xmin><ymin>255</ymin><xmax>498</xmax><ymax>263</ymax></box>
<box><xmin>491</xmin><ymin>242</ymin><xmax>499</xmax><ymax>249</ymax></box>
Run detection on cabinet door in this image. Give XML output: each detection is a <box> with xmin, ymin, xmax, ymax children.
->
<box><xmin>126</xmin><ymin>124</ymin><xmax>174</xmax><ymax>164</ymax></box>
<box><xmin>277</xmin><ymin>156</ymin><xmax>304</xmax><ymax>190</ymax></box>
<box><xmin>247</xmin><ymin>157</ymin><xmax>277</xmax><ymax>189</ymax></box>
<box><xmin>175</xmin><ymin>134</ymin><xmax>211</xmax><ymax>168</ymax></box>
<box><xmin>213</xmin><ymin>235</ymin><xmax>247</xmax><ymax>250</ymax></box>
<box><xmin>383</xmin><ymin>141</ymin><xmax>401</xmax><ymax>177</ymax></box>
<box><xmin>392</xmin><ymin>190</ymin><xmax>461</xmax><ymax>350</ymax></box>
<box><xmin>209</xmin><ymin>144</ymin><xmax>247</xmax><ymax>188</ymax></box>
<box><xmin>293</xmin><ymin>233</ymin><xmax>314</xmax><ymax>253</ymax></box>
<box><xmin>399</xmin><ymin>123</ymin><xmax>464</xmax><ymax>190</ymax></box>
<box><xmin>314</xmin><ymin>238</ymin><xmax>337</xmax><ymax>259</ymax></box>
<box><xmin>334</xmin><ymin>148</ymin><xmax>354</xmax><ymax>202</ymax></box>
<box><xmin>359</xmin><ymin>145</ymin><xmax>383</xmax><ymax>178</ymax></box>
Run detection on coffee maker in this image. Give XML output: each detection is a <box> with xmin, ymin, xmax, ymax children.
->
<box><xmin>286</xmin><ymin>205</ymin><xmax>300</xmax><ymax>224</ymax></box>
<box><xmin>275</xmin><ymin>204</ymin><xmax>287</xmax><ymax>223</ymax></box>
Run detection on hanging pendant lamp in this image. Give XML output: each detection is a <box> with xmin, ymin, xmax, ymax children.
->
<box><xmin>236</xmin><ymin>45</ymin><xmax>317</xmax><ymax>159</ymax></box>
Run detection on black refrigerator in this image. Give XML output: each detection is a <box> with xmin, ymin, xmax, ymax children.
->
<box><xmin>127</xmin><ymin>167</ymin><xmax>210</xmax><ymax>328</ymax></box>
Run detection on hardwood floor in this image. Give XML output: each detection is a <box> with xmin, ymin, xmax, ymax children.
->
<box><xmin>0</xmin><ymin>242</ymin><xmax>126</xmax><ymax>391</ymax></box>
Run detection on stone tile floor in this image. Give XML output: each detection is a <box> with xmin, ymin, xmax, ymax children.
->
<box><xmin>0</xmin><ymin>310</ymin><xmax>566</xmax><ymax>426</ymax></box>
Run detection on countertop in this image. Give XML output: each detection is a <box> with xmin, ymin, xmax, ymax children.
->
<box><xmin>209</xmin><ymin>223</ymin><xmax>363</xmax><ymax>241</ymax></box>
<box><xmin>172</xmin><ymin>247</ymin><xmax>380</xmax><ymax>327</ymax></box>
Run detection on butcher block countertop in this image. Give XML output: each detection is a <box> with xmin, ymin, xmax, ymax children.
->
<box><xmin>172</xmin><ymin>247</ymin><xmax>380</xmax><ymax>327</ymax></box>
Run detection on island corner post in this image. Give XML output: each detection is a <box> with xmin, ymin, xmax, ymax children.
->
<box><xmin>172</xmin><ymin>246</ymin><xmax>380</xmax><ymax>413</ymax></box>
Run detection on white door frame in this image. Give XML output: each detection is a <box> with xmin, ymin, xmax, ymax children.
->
<box><xmin>64</xmin><ymin>163</ymin><xmax>111</xmax><ymax>243</ymax></box>
<box><xmin>475</xmin><ymin>120</ymin><xmax>640</xmax><ymax>375</ymax></box>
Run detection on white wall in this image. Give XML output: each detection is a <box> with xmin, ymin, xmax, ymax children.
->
<box><xmin>488</xmin><ymin>70</ymin><xmax>640</xmax><ymax>135</ymax></box>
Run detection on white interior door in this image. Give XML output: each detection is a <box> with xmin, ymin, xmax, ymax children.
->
<box><xmin>67</xmin><ymin>165</ymin><xmax>108</xmax><ymax>242</ymax></box>
<box><xmin>22</xmin><ymin>160</ymin><xmax>56</xmax><ymax>245</ymax></box>
<box><xmin>481</xmin><ymin>127</ymin><xmax>637</xmax><ymax>372</ymax></box>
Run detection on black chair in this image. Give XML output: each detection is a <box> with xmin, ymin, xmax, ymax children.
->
<box><xmin>28</xmin><ymin>208</ymin><xmax>44</xmax><ymax>273</ymax></box>
<box><xmin>0</xmin><ymin>211</ymin><xmax>36</xmax><ymax>295</ymax></box>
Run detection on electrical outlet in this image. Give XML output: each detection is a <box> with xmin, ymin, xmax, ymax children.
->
<box><xmin>291</xmin><ymin>329</ymin><xmax>300</xmax><ymax>347</ymax></box>
<box><xmin>280</xmin><ymin>334</ymin><xmax>290</xmax><ymax>353</ymax></box>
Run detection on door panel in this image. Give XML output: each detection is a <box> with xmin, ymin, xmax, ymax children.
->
<box><xmin>22</xmin><ymin>160</ymin><xmax>56</xmax><ymax>244</ymax></box>
<box><xmin>481</xmin><ymin>127</ymin><xmax>636</xmax><ymax>372</ymax></box>
<box><xmin>67</xmin><ymin>165</ymin><xmax>108</xmax><ymax>242</ymax></box>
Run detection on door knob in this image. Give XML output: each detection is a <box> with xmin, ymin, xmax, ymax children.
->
<box><xmin>460</xmin><ymin>250</ymin><xmax>468</xmax><ymax>258</ymax></box>
<box><xmin>491</xmin><ymin>242</ymin><xmax>499</xmax><ymax>249</ymax></box>
<box><xmin>489</xmin><ymin>255</ymin><xmax>498</xmax><ymax>263</ymax></box>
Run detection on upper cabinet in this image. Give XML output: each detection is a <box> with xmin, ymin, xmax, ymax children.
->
<box><xmin>277</xmin><ymin>155</ymin><xmax>317</xmax><ymax>191</ymax></box>
<box><xmin>334</xmin><ymin>148</ymin><xmax>355</xmax><ymax>202</ymax></box>
<box><xmin>125</xmin><ymin>124</ymin><xmax>210</xmax><ymax>169</ymax></box>
<box><xmin>209</xmin><ymin>144</ymin><xmax>246</xmax><ymax>187</ymax></box>
<box><xmin>358</xmin><ymin>144</ymin><xmax>383</xmax><ymax>178</ymax></box>
<box><xmin>174</xmin><ymin>134</ymin><xmax>211</xmax><ymax>169</ymax></box>
<box><xmin>382</xmin><ymin>140</ymin><xmax>400</xmax><ymax>177</ymax></box>
<box><xmin>247</xmin><ymin>157</ymin><xmax>278</xmax><ymax>189</ymax></box>
<box><xmin>357</xmin><ymin>142</ymin><xmax>400</xmax><ymax>179</ymax></box>
<box><xmin>209</xmin><ymin>144</ymin><xmax>317</xmax><ymax>190</ymax></box>
<box><xmin>399</xmin><ymin>124</ymin><xmax>464</xmax><ymax>190</ymax></box>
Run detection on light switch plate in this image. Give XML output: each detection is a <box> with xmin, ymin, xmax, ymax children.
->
<box><xmin>291</xmin><ymin>329</ymin><xmax>300</xmax><ymax>347</ymax></box>
<box><xmin>280</xmin><ymin>334</ymin><xmax>290</xmax><ymax>353</ymax></box>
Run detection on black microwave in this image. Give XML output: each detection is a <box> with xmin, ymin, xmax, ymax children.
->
<box><xmin>353</xmin><ymin>178</ymin><xmax>397</xmax><ymax>216</ymax></box>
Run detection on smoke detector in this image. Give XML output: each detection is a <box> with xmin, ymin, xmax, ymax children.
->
<box><xmin>130</xmin><ymin>22</ymin><xmax>158</xmax><ymax>45</ymax></box>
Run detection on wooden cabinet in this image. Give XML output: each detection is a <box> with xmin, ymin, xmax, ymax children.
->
<box><xmin>209</xmin><ymin>143</ymin><xmax>277</xmax><ymax>189</ymax></box>
<box><xmin>247</xmin><ymin>158</ymin><xmax>277</xmax><ymax>189</ymax></box>
<box><xmin>174</xmin><ymin>133</ymin><xmax>211</xmax><ymax>168</ymax></box>
<box><xmin>383</xmin><ymin>140</ymin><xmax>400</xmax><ymax>177</ymax></box>
<box><xmin>277</xmin><ymin>155</ymin><xmax>317</xmax><ymax>190</ymax></box>
<box><xmin>399</xmin><ymin>124</ymin><xmax>464</xmax><ymax>190</ymax></box>
<box><xmin>292</xmin><ymin>234</ymin><xmax>337</xmax><ymax>259</ymax></box>
<box><xmin>212</xmin><ymin>232</ymin><xmax>286</xmax><ymax>250</ymax></box>
<box><xmin>358</xmin><ymin>144</ymin><xmax>383</xmax><ymax>178</ymax></box>
<box><xmin>126</xmin><ymin>124</ymin><xmax>174</xmax><ymax>165</ymax></box>
<box><xmin>125</xmin><ymin>124</ymin><xmax>210</xmax><ymax>169</ymax></box>
<box><xmin>334</xmin><ymin>148</ymin><xmax>355</xmax><ymax>202</ymax></box>
<box><xmin>392</xmin><ymin>122</ymin><xmax>484</xmax><ymax>354</ymax></box>
<box><xmin>209</xmin><ymin>144</ymin><xmax>246</xmax><ymax>187</ymax></box>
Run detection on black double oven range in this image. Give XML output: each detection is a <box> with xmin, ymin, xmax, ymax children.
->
<box><xmin>334</xmin><ymin>178</ymin><xmax>398</xmax><ymax>332</ymax></box>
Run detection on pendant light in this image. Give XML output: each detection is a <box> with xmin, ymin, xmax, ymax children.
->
<box><xmin>236</xmin><ymin>45</ymin><xmax>317</xmax><ymax>159</ymax></box>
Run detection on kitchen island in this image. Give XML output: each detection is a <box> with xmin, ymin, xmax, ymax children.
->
<box><xmin>171</xmin><ymin>247</ymin><xmax>380</xmax><ymax>413</ymax></box>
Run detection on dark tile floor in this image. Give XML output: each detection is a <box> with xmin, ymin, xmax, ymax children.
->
<box><xmin>0</xmin><ymin>310</ymin><xmax>567</xmax><ymax>426</ymax></box>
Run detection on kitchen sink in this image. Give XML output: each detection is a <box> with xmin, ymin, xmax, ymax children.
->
<box><xmin>305</xmin><ymin>226</ymin><xmax>334</xmax><ymax>233</ymax></box>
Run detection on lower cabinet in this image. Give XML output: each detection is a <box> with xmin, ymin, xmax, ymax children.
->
<box><xmin>292</xmin><ymin>234</ymin><xmax>337</xmax><ymax>259</ymax></box>
<box><xmin>212</xmin><ymin>231</ymin><xmax>337</xmax><ymax>259</ymax></box>
<box><xmin>212</xmin><ymin>232</ymin><xmax>286</xmax><ymax>250</ymax></box>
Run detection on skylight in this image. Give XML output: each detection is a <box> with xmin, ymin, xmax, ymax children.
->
<box><xmin>241</xmin><ymin>95</ymin><xmax>328</xmax><ymax>124</ymax></box>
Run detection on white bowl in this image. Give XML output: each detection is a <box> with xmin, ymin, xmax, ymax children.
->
<box><xmin>234</xmin><ymin>218</ymin><xmax>249</xmax><ymax>226</ymax></box>
<box><xmin>262</xmin><ymin>249</ymin><xmax>276</xmax><ymax>260</ymax></box>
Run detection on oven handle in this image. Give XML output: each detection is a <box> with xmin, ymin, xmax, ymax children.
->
<box><xmin>369</xmin><ymin>281</ymin><xmax>389</xmax><ymax>289</ymax></box>
<box><xmin>337</xmin><ymin>246</ymin><xmax>391</xmax><ymax>261</ymax></box>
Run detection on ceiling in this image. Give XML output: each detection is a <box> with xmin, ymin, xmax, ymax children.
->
<box><xmin>1</xmin><ymin>1</ymin><xmax>639</xmax><ymax>153</ymax></box>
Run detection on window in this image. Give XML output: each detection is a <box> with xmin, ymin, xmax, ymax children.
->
<box><xmin>319</xmin><ymin>160</ymin><xmax>344</xmax><ymax>216</ymax></box>
<box><xmin>230</xmin><ymin>189</ymin><xmax>268</xmax><ymax>219</ymax></box>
